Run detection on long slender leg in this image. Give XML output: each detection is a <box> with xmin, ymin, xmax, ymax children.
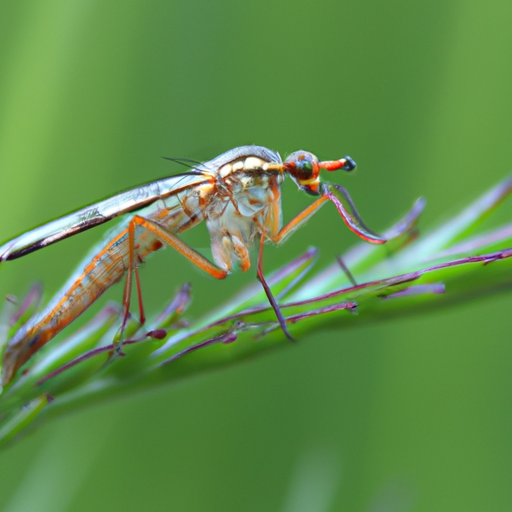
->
<box><xmin>121</xmin><ymin>215</ymin><xmax>137</xmax><ymax>333</ymax></box>
<box><xmin>267</xmin><ymin>197</ymin><xmax>359</xmax><ymax>334</ymax></box>
<box><xmin>335</xmin><ymin>255</ymin><xmax>357</xmax><ymax>286</ymax></box>
<box><xmin>256</xmin><ymin>234</ymin><xmax>294</xmax><ymax>340</ymax></box>
<box><xmin>134</xmin><ymin>266</ymin><xmax>146</xmax><ymax>324</ymax></box>
<box><xmin>120</xmin><ymin>215</ymin><xmax>228</xmax><ymax>338</ymax></box>
<box><xmin>271</xmin><ymin>197</ymin><xmax>329</xmax><ymax>244</ymax></box>
<box><xmin>131</xmin><ymin>215</ymin><xmax>228</xmax><ymax>279</ymax></box>
<box><xmin>256</xmin><ymin>196</ymin><xmax>328</xmax><ymax>339</ymax></box>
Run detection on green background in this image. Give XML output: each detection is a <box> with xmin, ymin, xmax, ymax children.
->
<box><xmin>1</xmin><ymin>1</ymin><xmax>512</xmax><ymax>510</ymax></box>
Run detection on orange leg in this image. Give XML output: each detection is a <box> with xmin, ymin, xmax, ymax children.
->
<box><xmin>132</xmin><ymin>216</ymin><xmax>228</xmax><ymax>279</ymax></box>
<box><xmin>120</xmin><ymin>214</ymin><xmax>228</xmax><ymax>335</ymax></box>
<box><xmin>121</xmin><ymin>216</ymin><xmax>137</xmax><ymax>332</ymax></box>
<box><xmin>271</xmin><ymin>197</ymin><xmax>328</xmax><ymax>244</ymax></box>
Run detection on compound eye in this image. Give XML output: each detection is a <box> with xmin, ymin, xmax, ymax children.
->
<box><xmin>285</xmin><ymin>151</ymin><xmax>320</xmax><ymax>180</ymax></box>
<box><xmin>296</xmin><ymin>157</ymin><xmax>314</xmax><ymax>179</ymax></box>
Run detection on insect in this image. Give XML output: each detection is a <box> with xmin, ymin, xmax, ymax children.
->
<box><xmin>0</xmin><ymin>145</ymin><xmax>387</xmax><ymax>385</ymax></box>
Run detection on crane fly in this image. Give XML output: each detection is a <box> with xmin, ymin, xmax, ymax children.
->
<box><xmin>0</xmin><ymin>145</ymin><xmax>388</xmax><ymax>385</ymax></box>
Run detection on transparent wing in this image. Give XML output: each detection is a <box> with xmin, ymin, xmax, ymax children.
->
<box><xmin>0</xmin><ymin>145</ymin><xmax>283</xmax><ymax>261</ymax></box>
<box><xmin>0</xmin><ymin>172</ymin><xmax>209</xmax><ymax>261</ymax></box>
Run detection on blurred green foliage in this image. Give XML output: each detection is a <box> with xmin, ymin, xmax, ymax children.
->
<box><xmin>0</xmin><ymin>0</ymin><xmax>512</xmax><ymax>511</ymax></box>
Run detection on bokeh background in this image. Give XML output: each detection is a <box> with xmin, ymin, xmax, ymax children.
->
<box><xmin>1</xmin><ymin>1</ymin><xmax>512</xmax><ymax>511</ymax></box>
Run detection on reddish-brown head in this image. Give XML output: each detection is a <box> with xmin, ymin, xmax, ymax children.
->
<box><xmin>284</xmin><ymin>150</ymin><xmax>356</xmax><ymax>196</ymax></box>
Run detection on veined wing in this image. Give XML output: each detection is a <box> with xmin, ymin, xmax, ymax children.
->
<box><xmin>0</xmin><ymin>145</ymin><xmax>282</xmax><ymax>261</ymax></box>
<box><xmin>0</xmin><ymin>172</ymin><xmax>209</xmax><ymax>261</ymax></box>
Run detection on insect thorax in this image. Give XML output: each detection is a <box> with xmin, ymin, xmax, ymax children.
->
<box><xmin>186</xmin><ymin>158</ymin><xmax>284</xmax><ymax>273</ymax></box>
